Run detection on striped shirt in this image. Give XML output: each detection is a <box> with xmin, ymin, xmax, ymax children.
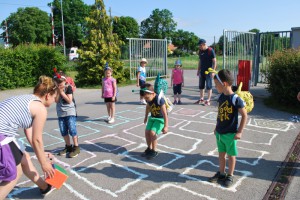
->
<box><xmin>0</xmin><ymin>94</ymin><xmax>41</xmax><ymax>137</ymax></box>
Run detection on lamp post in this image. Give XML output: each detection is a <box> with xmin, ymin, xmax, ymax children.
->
<box><xmin>60</xmin><ymin>0</ymin><xmax>66</xmax><ymax>56</ymax></box>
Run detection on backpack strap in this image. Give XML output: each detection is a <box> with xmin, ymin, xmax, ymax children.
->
<box><xmin>157</xmin><ymin>90</ymin><xmax>164</xmax><ymax>105</ymax></box>
<box><xmin>232</xmin><ymin>94</ymin><xmax>239</xmax><ymax>107</ymax></box>
<box><xmin>207</xmin><ymin>47</ymin><xmax>212</xmax><ymax>57</ymax></box>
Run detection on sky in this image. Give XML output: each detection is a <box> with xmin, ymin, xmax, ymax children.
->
<box><xmin>0</xmin><ymin>0</ymin><xmax>299</xmax><ymax>45</ymax></box>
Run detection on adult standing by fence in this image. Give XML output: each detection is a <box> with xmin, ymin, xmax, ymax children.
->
<box><xmin>194</xmin><ymin>39</ymin><xmax>217</xmax><ymax>106</ymax></box>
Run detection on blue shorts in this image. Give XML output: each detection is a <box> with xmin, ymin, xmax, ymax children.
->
<box><xmin>173</xmin><ymin>83</ymin><xmax>182</xmax><ymax>95</ymax></box>
<box><xmin>58</xmin><ymin>116</ymin><xmax>78</xmax><ymax>137</ymax></box>
<box><xmin>199</xmin><ymin>73</ymin><xmax>212</xmax><ymax>90</ymax></box>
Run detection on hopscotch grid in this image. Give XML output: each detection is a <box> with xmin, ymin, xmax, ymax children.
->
<box><xmin>138</xmin><ymin>183</ymin><xmax>218</xmax><ymax>200</ymax></box>
<box><xmin>84</xmin><ymin>134</ymin><xmax>136</xmax><ymax>152</ymax></box>
<box><xmin>157</xmin><ymin>132</ymin><xmax>202</xmax><ymax>153</ymax></box>
<box><xmin>119</xmin><ymin>143</ymin><xmax>185</xmax><ymax>170</ymax></box>
<box><xmin>179</xmin><ymin>121</ymin><xmax>215</xmax><ymax>135</ymax></box>
<box><xmin>72</xmin><ymin>159</ymin><xmax>148</xmax><ymax>197</ymax></box>
<box><xmin>171</xmin><ymin>107</ymin><xmax>205</xmax><ymax>117</ymax></box>
<box><xmin>180</xmin><ymin>160</ymin><xmax>252</xmax><ymax>192</ymax></box>
<box><xmin>207</xmin><ymin>147</ymin><xmax>269</xmax><ymax>166</ymax></box>
<box><xmin>247</xmin><ymin>118</ymin><xmax>296</xmax><ymax>132</ymax></box>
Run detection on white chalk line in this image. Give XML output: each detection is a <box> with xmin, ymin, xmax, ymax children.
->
<box><xmin>158</xmin><ymin>131</ymin><xmax>203</xmax><ymax>153</ymax></box>
<box><xmin>138</xmin><ymin>183</ymin><xmax>218</xmax><ymax>200</ymax></box>
<box><xmin>180</xmin><ymin>160</ymin><xmax>253</xmax><ymax>192</ymax></box>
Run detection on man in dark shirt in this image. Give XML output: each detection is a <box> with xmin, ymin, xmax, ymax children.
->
<box><xmin>194</xmin><ymin>39</ymin><xmax>217</xmax><ymax>106</ymax></box>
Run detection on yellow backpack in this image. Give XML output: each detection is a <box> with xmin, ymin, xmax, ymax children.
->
<box><xmin>205</xmin><ymin>68</ymin><xmax>254</xmax><ymax>113</ymax></box>
<box><xmin>233</xmin><ymin>82</ymin><xmax>254</xmax><ymax>113</ymax></box>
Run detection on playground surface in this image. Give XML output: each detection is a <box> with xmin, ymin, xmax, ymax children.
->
<box><xmin>1</xmin><ymin>70</ymin><xmax>299</xmax><ymax>200</ymax></box>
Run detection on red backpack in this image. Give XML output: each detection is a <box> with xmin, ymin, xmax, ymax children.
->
<box><xmin>66</xmin><ymin>77</ymin><xmax>76</xmax><ymax>92</ymax></box>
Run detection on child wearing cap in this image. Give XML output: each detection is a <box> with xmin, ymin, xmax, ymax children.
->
<box><xmin>141</xmin><ymin>83</ymin><xmax>168</xmax><ymax>160</ymax></box>
<box><xmin>102</xmin><ymin>67</ymin><xmax>117</xmax><ymax>124</ymax></box>
<box><xmin>54</xmin><ymin>76</ymin><xmax>80</xmax><ymax>158</ymax></box>
<box><xmin>208</xmin><ymin>69</ymin><xmax>247</xmax><ymax>188</ymax></box>
<box><xmin>171</xmin><ymin>59</ymin><xmax>184</xmax><ymax>104</ymax></box>
<box><xmin>136</xmin><ymin>58</ymin><xmax>148</xmax><ymax>105</ymax></box>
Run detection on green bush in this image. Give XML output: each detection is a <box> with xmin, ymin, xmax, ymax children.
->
<box><xmin>268</xmin><ymin>49</ymin><xmax>300</xmax><ymax>108</ymax></box>
<box><xmin>0</xmin><ymin>44</ymin><xmax>66</xmax><ymax>90</ymax></box>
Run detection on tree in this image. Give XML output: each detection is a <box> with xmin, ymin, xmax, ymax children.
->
<box><xmin>171</xmin><ymin>29</ymin><xmax>199</xmax><ymax>53</ymax></box>
<box><xmin>249</xmin><ymin>28</ymin><xmax>260</xmax><ymax>33</ymax></box>
<box><xmin>112</xmin><ymin>16</ymin><xmax>139</xmax><ymax>44</ymax></box>
<box><xmin>76</xmin><ymin>0</ymin><xmax>125</xmax><ymax>86</ymax></box>
<box><xmin>52</xmin><ymin>0</ymin><xmax>90</xmax><ymax>48</ymax></box>
<box><xmin>0</xmin><ymin>7</ymin><xmax>51</xmax><ymax>46</ymax></box>
<box><xmin>140</xmin><ymin>9</ymin><xmax>177</xmax><ymax>39</ymax></box>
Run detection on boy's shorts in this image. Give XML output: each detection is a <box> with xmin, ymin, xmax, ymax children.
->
<box><xmin>146</xmin><ymin>117</ymin><xmax>165</xmax><ymax>135</ymax></box>
<box><xmin>215</xmin><ymin>131</ymin><xmax>238</xmax><ymax>156</ymax></box>
<box><xmin>58</xmin><ymin>116</ymin><xmax>77</xmax><ymax>137</ymax></box>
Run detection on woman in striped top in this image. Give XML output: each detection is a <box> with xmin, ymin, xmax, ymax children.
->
<box><xmin>0</xmin><ymin>76</ymin><xmax>57</xmax><ymax>198</ymax></box>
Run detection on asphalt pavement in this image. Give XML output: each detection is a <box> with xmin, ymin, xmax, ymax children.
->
<box><xmin>1</xmin><ymin>70</ymin><xmax>299</xmax><ymax>200</ymax></box>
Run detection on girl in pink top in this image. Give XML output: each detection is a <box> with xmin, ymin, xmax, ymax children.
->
<box><xmin>171</xmin><ymin>60</ymin><xmax>184</xmax><ymax>104</ymax></box>
<box><xmin>102</xmin><ymin>67</ymin><xmax>117</xmax><ymax>124</ymax></box>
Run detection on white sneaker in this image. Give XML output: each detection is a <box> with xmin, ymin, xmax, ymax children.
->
<box><xmin>107</xmin><ymin>116</ymin><xmax>111</xmax><ymax>121</ymax></box>
<box><xmin>142</xmin><ymin>99</ymin><xmax>147</xmax><ymax>105</ymax></box>
<box><xmin>108</xmin><ymin>118</ymin><xmax>115</xmax><ymax>124</ymax></box>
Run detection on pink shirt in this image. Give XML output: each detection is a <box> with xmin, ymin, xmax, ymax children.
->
<box><xmin>102</xmin><ymin>77</ymin><xmax>116</xmax><ymax>98</ymax></box>
<box><xmin>172</xmin><ymin>69</ymin><xmax>183</xmax><ymax>85</ymax></box>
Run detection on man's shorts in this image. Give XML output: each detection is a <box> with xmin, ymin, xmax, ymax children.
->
<box><xmin>215</xmin><ymin>131</ymin><xmax>238</xmax><ymax>156</ymax></box>
<box><xmin>104</xmin><ymin>97</ymin><xmax>117</xmax><ymax>103</ymax></box>
<box><xmin>199</xmin><ymin>73</ymin><xmax>212</xmax><ymax>90</ymax></box>
<box><xmin>173</xmin><ymin>83</ymin><xmax>182</xmax><ymax>95</ymax></box>
<box><xmin>146</xmin><ymin>117</ymin><xmax>165</xmax><ymax>135</ymax></box>
<box><xmin>58</xmin><ymin>116</ymin><xmax>78</xmax><ymax>137</ymax></box>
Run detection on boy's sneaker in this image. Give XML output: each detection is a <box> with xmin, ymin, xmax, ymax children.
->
<box><xmin>40</xmin><ymin>184</ymin><xmax>55</xmax><ymax>196</ymax></box>
<box><xmin>69</xmin><ymin>146</ymin><xmax>80</xmax><ymax>158</ymax></box>
<box><xmin>173</xmin><ymin>100</ymin><xmax>177</xmax><ymax>105</ymax></box>
<box><xmin>177</xmin><ymin>100</ymin><xmax>182</xmax><ymax>105</ymax></box>
<box><xmin>141</xmin><ymin>147</ymin><xmax>151</xmax><ymax>157</ymax></box>
<box><xmin>108</xmin><ymin>118</ymin><xmax>115</xmax><ymax>124</ymax></box>
<box><xmin>58</xmin><ymin>145</ymin><xmax>73</xmax><ymax>156</ymax></box>
<box><xmin>208</xmin><ymin>171</ymin><xmax>226</xmax><ymax>183</ymax></box>
<box><xmin>224</xmin><ymin>175</ymin><xmax>234</xmax><ymax>188</ymax></box>
<box><xmin>146</xmin><ymin>149</ymin><xmax>158</xmax><ymax>160</ymax></box>
<box><xmin>204</xmin><ymin>100</ymin><xmax>211</xmax><ymax>106</ymax></box>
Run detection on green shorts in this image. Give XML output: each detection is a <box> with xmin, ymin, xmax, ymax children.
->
<box><xmin>215</xmin><ymin>131</ymin><xmax>238</xmax><ymax>156</ymax></box>
<box><xmin>146</xmin><ymin>117</ymin><xmax>165</xmax><ymax>135</ymax></box>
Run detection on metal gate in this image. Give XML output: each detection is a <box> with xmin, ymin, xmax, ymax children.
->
<box><xmin>253</xmin><ymin>31</ymin><xmax>291</xmax><ymax>84</ymax></box>
<box><xmin>223</xmin><ymin>30</ymin><xmax>256</xmax><ymax>86</ymax></box>
<box><xmin>128</xmin><ymin>38</ymin><xmax>168</xmax><ymax>80</ymax></box>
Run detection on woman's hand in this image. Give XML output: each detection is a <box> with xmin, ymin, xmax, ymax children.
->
<box><xmin>42</xmin><ymin>161</ymin><xmax>55</xmax><ymax>179</ymax></box>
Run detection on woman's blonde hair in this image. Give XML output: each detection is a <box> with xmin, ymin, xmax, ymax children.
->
<box><xmin>33</xmin><ymin>76</ymin><xmax>57</xmax><ymax>97</ymax></box>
